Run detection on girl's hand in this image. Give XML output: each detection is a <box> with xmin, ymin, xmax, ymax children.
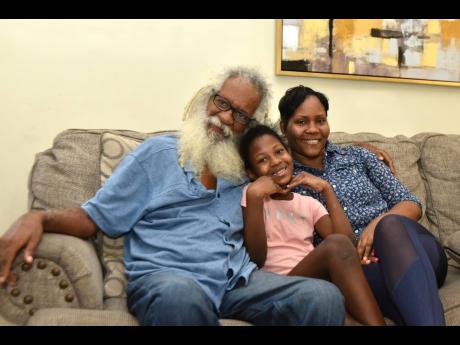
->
<box><xmin>287</xmin><ymin>172</ymin><xmax>329</xmax><ymax>193</ymax></box>
<box><xmin>247</xmin><ymin>176</ymin><xmax>289</xmax><ymax>199</ymax></box>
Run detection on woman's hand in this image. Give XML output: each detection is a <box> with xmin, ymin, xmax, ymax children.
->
<box><xmin>357</xmin><ymin>217</ymin><xmax>381</xmax><ymax>264</ymax></box>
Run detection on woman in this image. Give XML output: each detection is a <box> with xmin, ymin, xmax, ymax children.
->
<box><xmin>278</xmin><ymin>85</ymin><xmax>448</xmax><ymax>326</ymax></box>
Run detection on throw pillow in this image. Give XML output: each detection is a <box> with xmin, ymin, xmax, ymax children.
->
<box><xmin>99</xmin><ymin>132</ymin><xmax>143</xmax><ymax>299</ymax></box>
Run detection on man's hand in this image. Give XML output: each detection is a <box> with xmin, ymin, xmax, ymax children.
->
<box><xmin>353</xmin><ymin>142</ymin><xmax>397</xmax><ymax>175</ymax></box>
<box><xmin>0</xmin><ymin>211</ymin><xmax>45</xmax><ymax>286</ymax></box>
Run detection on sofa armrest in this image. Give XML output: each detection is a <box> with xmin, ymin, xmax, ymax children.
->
<box><xmin>0</xmin><ymin>233</ymin><xmax>104</xmax><ymax>325</ymax></box>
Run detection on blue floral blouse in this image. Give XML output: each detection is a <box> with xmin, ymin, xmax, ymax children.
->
<box><xmin>292</xmin><ymin>141</ymin><xmax>421</xmax><ymax>244</ymax></box>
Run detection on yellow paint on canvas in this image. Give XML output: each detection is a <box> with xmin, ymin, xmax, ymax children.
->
<box><xmin>351</xmin><ymin>19</ymin><xmax>383</xmax><ymax>37</ymax></box>
<box><xmin>426</xmin><ymin>20</ymin><xmax>440</xmax><ymax>35</ymax></box>
<box><xmin>439</xmin><ymin>20</ymin><xmax>460</xmax><ymax>48</ymax></box>
<box><xmin>298</xmin><ymin>19</ymin><xmax>329</xmax><ymax>60</ymax></box>
<box><xmin>351</xmin><ymin>37</ymin><xmax>380</xmax><ymax>58</ymax></box>
<box><xmin>381</xmin><ymin>39</ymin><xmax>398</xmax><ymax>67</ymax></box>
<box><xmin>334</xmin><ymin>19</ymin><xmax>382</xmax><ymax>55</ymax></box>
<box><xmin>348</xmin><ymin>60</ymin><xmax>355</xmax><ymax>74</ymax></box>
<box><xmin>421</xmin><ymin>42</ymin><xmax>438</xmax><ymax>67</ymax></box>
<box><xmin>334</xmin><ymin>19</ymin><xmax>354</xmax><ymax>43</ymax></box>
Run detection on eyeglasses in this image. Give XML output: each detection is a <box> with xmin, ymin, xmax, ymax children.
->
<box><xmin>212</xmin><ymin>94</ymin><xmax>254</xmax><ymax>126</ymax></box>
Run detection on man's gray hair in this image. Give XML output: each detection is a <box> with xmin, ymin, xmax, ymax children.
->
<box><xmin>183</xmin><ymin>66</ymin><xmax>271</xmax><ymax>124</ymax></box>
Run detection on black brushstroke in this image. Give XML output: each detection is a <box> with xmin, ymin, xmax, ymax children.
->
<box><xmin>329</xmin><ymin>19</ymin><xmax>334</xmax><ymax>59</ymax></box>
<box><xmin>370</xmin><ymin>28</ymin><xmax>403</xmax><ymax>39</ymax></box>
<box><xmin>282</xmin><ymin>60</ymin><xmax>310</xmax><ymax>72</ymax></box>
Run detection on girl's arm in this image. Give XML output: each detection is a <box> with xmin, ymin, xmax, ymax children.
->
<box><xmin>288</xmin><ymin>172</ymin><xmax>355</xmax><ymax>244</ymax></box>
<box><xmin>319</xmin><ymin>183</ymin><xmax>355</xmax><ymax>243</ymax></box>
<box><xmin>242</xmin><ymin>176</ymin><xmax>287</xmax><ymax>267</ymax></box>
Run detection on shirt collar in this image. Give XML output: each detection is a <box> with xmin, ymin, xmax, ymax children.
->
<box><xmin>325</xmin><ymin>140</ymin><xmax>346</xmax><ymax>155</ymax></box>
<box><xmin>293</xmin><ymin>140</ymin><xmax>345</xmax><ymax>171</ymax></box>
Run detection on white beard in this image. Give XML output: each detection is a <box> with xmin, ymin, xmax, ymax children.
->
<box><xmin>178</xmin><ymin>98</ymin><xmax>245</xmax><ymax>184</ymax></box>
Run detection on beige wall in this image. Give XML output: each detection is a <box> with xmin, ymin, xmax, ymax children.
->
<box><xmin>1</xmin><ymin>19</ymin><xmax>459</xmax><ymax>234</ymax></box>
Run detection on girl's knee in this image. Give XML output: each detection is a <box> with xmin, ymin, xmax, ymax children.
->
<box><xmin>323</xmin><ymin>234</ymin><xmax>356</xmax><ymax>255</ymax></box>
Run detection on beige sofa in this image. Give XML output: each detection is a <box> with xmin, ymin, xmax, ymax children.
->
<box><xmin>1</xmin><ymin>129</ymin><xmax>460</xmax><ymax>326</ymax></box>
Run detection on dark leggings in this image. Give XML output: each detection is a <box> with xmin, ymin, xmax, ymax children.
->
<box><xmin>362</xmin><ymin>214</ymin><xmax>448</xmax><ymax>325</ymax></box>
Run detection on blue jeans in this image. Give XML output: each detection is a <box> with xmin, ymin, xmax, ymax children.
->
<box><xmin>127</xmin><ymin>269</ymin><xmax>345</xmax><ymax>326</ymax></box>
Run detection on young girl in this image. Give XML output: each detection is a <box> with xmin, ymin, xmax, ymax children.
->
<box><xmin>239</xmin><ymin>124</ymin><xmax>385</xmax><ymax>326</ymax></box>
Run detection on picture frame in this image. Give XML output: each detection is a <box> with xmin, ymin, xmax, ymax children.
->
<box><xmin>276</xmin><ymin>19</ymin><xmax>460</xmax><ymax>87</ymax></box>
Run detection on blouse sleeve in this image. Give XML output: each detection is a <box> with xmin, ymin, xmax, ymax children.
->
<box><xmin>360</xmin><ymin>148</ymin><xmax>421</xmax><ymax>211</ymax></box>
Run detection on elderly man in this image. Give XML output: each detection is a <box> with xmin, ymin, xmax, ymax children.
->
<box><xmin>0</xmin><ymin>66</ymin><xmax>345</xmax><ymax>325</ymax></box>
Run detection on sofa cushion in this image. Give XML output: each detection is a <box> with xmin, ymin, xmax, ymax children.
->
<box><xmin>412</xmin><ymin>133</ymin><xmax>460</xmax><ymax>245</ymax></box>
<box><xmin>446</xmin><ymin>231</ymin><xmax>460</xmax><ymax>265</ymax></box>
<box><xmin>98</xmin><ymin>132</ymin><xmax>144</xmax><ymax>299</ymax></box>
<box><xmin>440</xmin><ymin>265</ymin><xmax>460</xmax><ymax>325</ymax></box>
<box><xmin>28</xmin><ymin>129</ymin><xmax>104</xmax><ymax>210</ymax></box>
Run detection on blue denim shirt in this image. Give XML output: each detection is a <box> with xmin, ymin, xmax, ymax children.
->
<box><xmin>82</xmin><ymin>134</ymin><xmax>256</xmax><ymax>310</ymax></box>
<box><xmin>292</xmin><ymin>141</ymin><xmax>421</xmax><ymax>244</ymax></box>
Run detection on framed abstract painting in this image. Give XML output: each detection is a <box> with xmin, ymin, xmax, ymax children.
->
<box><xmin>276</xmin><ymin>19</ymin><xmax>460</xmax><ymax>87</ymax></box>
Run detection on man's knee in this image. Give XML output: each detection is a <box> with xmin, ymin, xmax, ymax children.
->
<box><xmin>307</xmin><ymin>280</ymin><xmax>345</xmax><ymax>325</ymax></box>
<box><xmin>129</xmin><ymin>273</ymin><xmax>218</xmax><ymax>325</ymax></box>
<box><xmin>286</xmin><ymin>279</ymin><xmax>345</xmax><ymax>325</ymax></box>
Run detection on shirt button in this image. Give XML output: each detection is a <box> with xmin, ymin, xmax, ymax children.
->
<box><xmin>344</xmin><ymin>207</ymin><xmax>347</xmax><ymax>211</ymax></box>
<box><xmin>354</xmin><ymin>230</ymin><xmax>359</xmax><ymax>233</ymax></box>
<box><xmin>332</xmin><ymin>184</ymin><xmax>336</xmax><ymax>189</ymax></box>
<box><xmin>323</xmin><ymin>173</ymin><xmax>326</xmax><ymax>176</ymax></box>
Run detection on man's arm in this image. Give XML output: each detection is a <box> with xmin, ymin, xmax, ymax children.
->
<box><xmin>0</xmin><ymin>207</ymin><xmax>97</xmax><ymax>285</ymax></box>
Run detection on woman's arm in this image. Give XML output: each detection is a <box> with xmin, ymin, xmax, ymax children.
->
<box><xmin>357</xmin><ymin>200</ymin><xmax>421</xmax><ymax>263</ymax></box>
